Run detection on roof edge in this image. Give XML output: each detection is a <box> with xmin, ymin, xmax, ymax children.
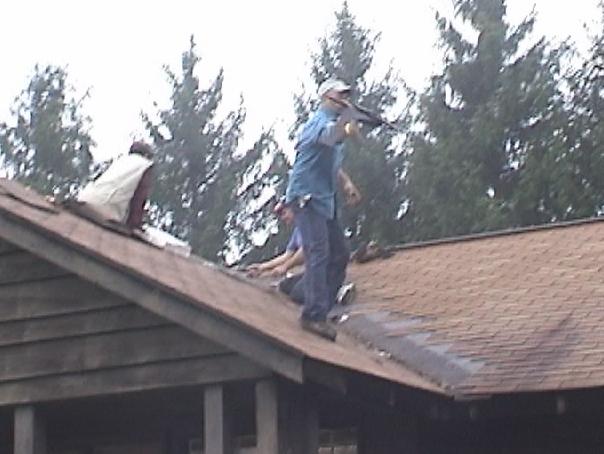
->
<box><xmin>390</xmin><ymin>216</ymin><xmax>604</xmax><ymax>253</ymax></box>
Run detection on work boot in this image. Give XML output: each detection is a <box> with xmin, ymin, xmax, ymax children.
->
<box><xmin>300</xmin><ymin>318</ymin><xmax>337</xmax><ymax>341</ymax></box>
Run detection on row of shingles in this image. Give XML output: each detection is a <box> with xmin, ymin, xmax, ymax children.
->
<box><xmin>195</xmin><ymin>222</ymin><xmax>604</xmax><ymax>392</ymax></box>
<box><xmin>564</xmin><ymin>226</ymin><xmax>604</xmax><ymax>390</ymax></box>
<box><xmin>348</xmin><ymin>223</ymin><xmax>604</xmax><ymax>393</ymax></box>
<box><xmin>455</xmin><ymin>223</ymin><xmax>604</xmax><ymax>393</ymax></box>
<box><xmin>399</xmin><ymin>236</ymin><xmax>533</xmax><ymax>389</ymax></box>
<box><xmin>506</xmin><ymin>225</ymin><xmax>604</xmax><ymax>392</ymax></box>
<box><xmin>443</xmin><ymin>227</ymin><xmax>584</xmax><ymax>392</ymax></box>
<box><xmin>347</xmin><ymin>240</ymin><xmax>505</xmax><ymax>387</ymax></box>
<box><xmin>344</xmin><ymin>257</ymin><xmax>455</xmax><ymax>384</ymax></box>
<box><xmin>462</xmin><ymin>227</ymin><xmax>585</xmax><ymax>384</ymax></box>
<box><xmin>368</xmin><ymin>227</ymin><xmax>580</xmax><ymax>390</ymax></box>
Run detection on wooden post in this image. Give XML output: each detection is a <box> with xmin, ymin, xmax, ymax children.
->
<box><xmin>292</xmin><ymin>398</ymin><xmax>318</xmax><ymax>454</ymax></box>
<box><xmin>255</xmin><ymin>379</ymin><xmax>279</xmax><ymax>454</ymax></box>
<box><xmin>277</xmin><ymin>383</ymin><xmax>319</xmax><ymax>454</ymax></box>
<box><xmin>255</xmin><ymin>380</ymin><xmax>319</xmax><ymax>454</ymax></box>
<box><xmin>14</xmin><ymin>406</ymin><xmax>46</xmax><ymax>454</ymax></box>
<box><xmin>204</xmin><ymin>384</ymin><xmax>231</xmax><ymax>454</ymax></box>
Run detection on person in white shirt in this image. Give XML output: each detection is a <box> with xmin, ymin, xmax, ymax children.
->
<box><xmin>78</xmin><ymin>141</ymin><xmax>154</xmax><ymax>229</ymax></box>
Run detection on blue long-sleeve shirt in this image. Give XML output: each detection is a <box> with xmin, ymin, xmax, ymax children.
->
<box><xmin>286</xmin><ymin>106</ymin><xmax>345</xmax><ymax>219</ymax></box>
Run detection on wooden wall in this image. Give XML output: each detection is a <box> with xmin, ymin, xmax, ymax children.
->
<box><xmin>0</xmin><ymin>238</ymin><xmax>267</xmax><ymax>406</ymax></box>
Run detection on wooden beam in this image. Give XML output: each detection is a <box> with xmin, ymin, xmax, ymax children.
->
<box><xmin>0</xmin><ymin>276</ymin><xmax>127</xmax><ymax>322</ymax></box>
<box><xmin>0</xmin><ymin>251</ymin><xmax>67</xmax><ymax>285</ymax></box>
<box><xmin>204</xmin><ymin>384</ymin><xmax>232</xmax><ymax>454</ymax></box>
<box><xmin>292</xmin><ymin>398</ymin><xmax>319</xmax><ymax>454</ymax></box>
<box><xmin>0</xmin><ymin>355</ymin><xmax>268</xmax><ymax>406</ymax></box>
<box><xmin>277</xmin><ymin>383</ymin><xmax>319</xmax><ymax>454</ymax></box>
<box><xmin>0</xmin><ymin>210</ymin><xmax>304</xmax><ymax>383</ymax></box>
<box><xmin>14</xmin><ymin>406</ymin><xmax>46</xmax><ymax>454</ymax></box>
<box><xmin>0</xmin><ymin>239</ymin><xmax>19</xmax><ymax>254</ymax></box>
<box><xmin>0</xmin><ymin>275</ymin><xmax>107</xmax><ymax>301</ymax></box>
<box><xmin>304</xmin><ymin>359</ymin><xmax>347</xmax><ymax>394</ymax></box>
<box><xmin>0</xmin><ymin>305</ymin><xmax>167</xmax><ymax>347</ymax></box>
<box><xmin>255</xmin><ymin>379</ymin><xmax>278</xmax><ymax>454</ymax></box>
<box><xmin>0</xmin><ymin>325</ymin><xmax>229</xmax><ymax>383</ymax></box>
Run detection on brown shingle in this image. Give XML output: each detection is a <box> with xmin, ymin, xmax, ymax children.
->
<box><xmin>345</xmin><ymin>218</ymin><xmax>604</xmax><ymax>396</ymax></box>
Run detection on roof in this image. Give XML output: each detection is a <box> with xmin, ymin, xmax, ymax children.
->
<box><xmin>0</xmin><ymin>179</ymin><xmax>440</xmax><ymax>395</ymax></box>
<box><xmin>344</xmin><ymin>218</ymin><xmax>604</xmax><ymax>397</ymax></box>
<box><xmin>3</xmin><ymin>178</ymin><xmax>604</xmax><ymax>400</ymax></box>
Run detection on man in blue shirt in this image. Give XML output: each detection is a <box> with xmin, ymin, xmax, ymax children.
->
<box><xmin>286</xmin><ymin>78</ymin><xmax>362</xmax><ymax>341</ymax></box>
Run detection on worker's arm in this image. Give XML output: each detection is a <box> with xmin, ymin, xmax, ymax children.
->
<box><xmin>338</xmin><ymin>169</ymin><xmax>362</xmax><ymax>206</ymax></box>
<box><xmin>126</xmin><ymin>166</ymin><xmax>153</xmax><ymax>229</ymax></box>
<box><xmin>270</xmin><ymin>247</ymin><xmax>305</xmax><ymax>277</ymax></box>
<box><xmin>318</xmin><ymin>106</ymin><xmax>360</xmax><ymax>147</ymax></box>
<box><xmin>247</xmin><ymin>250</ymin><xmax>295</xmax><ymax>277</ymax></box>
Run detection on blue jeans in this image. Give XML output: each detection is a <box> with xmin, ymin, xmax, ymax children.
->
<box><xmin>278</xmin><ymin>273</ymin><xmax>305</xmax><ymax>305</ymax></box>
<box><xmin>294</xmin><ymin>204</ymin><xmax>349</xmax><ymax>321</ymax></box>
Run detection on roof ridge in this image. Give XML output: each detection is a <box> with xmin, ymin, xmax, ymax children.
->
<box><xmin>389</xmin><ymin>216</ymin><xmax>604</xmax><ymax>253</ymax></box>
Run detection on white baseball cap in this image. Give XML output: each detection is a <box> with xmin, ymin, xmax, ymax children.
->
<box><xmin>317</xmin><ymin>78</ymin><xmax>351</xmax><ymax>99</ymax></box>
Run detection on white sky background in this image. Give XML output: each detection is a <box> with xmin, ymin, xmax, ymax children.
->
<box><xmin>0</xmin><ymin>0</ymin><xmax>601</xmax><ymax>162</ymax></box>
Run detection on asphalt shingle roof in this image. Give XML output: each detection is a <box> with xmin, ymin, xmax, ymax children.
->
<box><xmin>3</xmin><ymin>178</ymin><xmax>604</xmax><ymax>398</ymax></box>
<box><xmin>345</xmin><ymin>221</ymin><xmax>604</xmax><ymax>396</ymax></box>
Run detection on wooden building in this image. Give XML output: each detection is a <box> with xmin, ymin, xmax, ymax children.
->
<box><xmin>2</xmin><ymin>178</ymin><xmax>604</xmax><ymax>454</ymax></box>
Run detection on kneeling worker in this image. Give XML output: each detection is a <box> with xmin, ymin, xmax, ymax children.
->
<box><xmin>247</xmin><ymin>200</ymin><xmax>306</xmax><ymax>308</ymax></box>
<box><xmin>77</xmin><ymin>141</ymin><xmax>154</xmax><ymax>230</ymax></box>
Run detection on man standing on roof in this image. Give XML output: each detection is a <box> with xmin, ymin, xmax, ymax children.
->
<box><xmin>286</xmin><ymin>78</ymin><xmax>362</xmax><ymax>341</ymax></box>
<box><xmin>77</xmin><ymin>141</ymin><xmax>154</xmax><ymax>230</ymax></box>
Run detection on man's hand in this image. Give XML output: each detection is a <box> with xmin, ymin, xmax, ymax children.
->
<box><xmin>270</xmin><ymin>264</ymin><xmax>289</xmax><ymax>277</ymax></box>
<box><xmin>344</xmin><ymin>120</ymin><xmax>360</xmax><ymax>138</ymax></box>
<box><xmin>246</xmin><ymin>263</ymin><xmax>264</xmax><ymax>278</ymax></box>
<box><xmin>343</xmin><ymin>180</ymin><xmax>362</xmax><ymax>206</ymax></box>
<box><xmin>338</xmin><ymin>169</ymin><xmax>362</xmax><ymax>206</ymax></box>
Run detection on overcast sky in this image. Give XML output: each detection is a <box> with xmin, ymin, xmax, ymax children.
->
<box><xmin>0</xmin><ymin>0</ymin><xmax>601</xmax><ymax>162</ymax></box>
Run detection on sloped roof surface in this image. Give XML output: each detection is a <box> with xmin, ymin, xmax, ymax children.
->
<box><xmin>0</xmin><ymin>179</ymin><xmax>439</xmax><ymax>393</ymax></box>
<box><xmin>345</xmin><ymin>221</ymin><xmax>604</xmax><ymax>396</ymax></box>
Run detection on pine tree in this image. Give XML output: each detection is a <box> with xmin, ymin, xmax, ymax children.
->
<box><xmin>0</xmin><ymin>65</ymin><xmax>94</xmax><ymax>199</ymax></box>
<box><xmin>143</xmin><ymin>37</ymin><xmax>245</xmax><ymax>261</ymax></box>
<box><xmin>561</xmin><ymin>4</ymin><xmax>604</xmax><ymax>217</ymax></box>
<box><xmin>404</xmin><ymin>0</ymin><xmax>571</xmax><ymax>240</ymax></box>
<box><xmin>225</xmin><ymin>129</ymin><xmax>291</xmax><ymax>263</ymax></box>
